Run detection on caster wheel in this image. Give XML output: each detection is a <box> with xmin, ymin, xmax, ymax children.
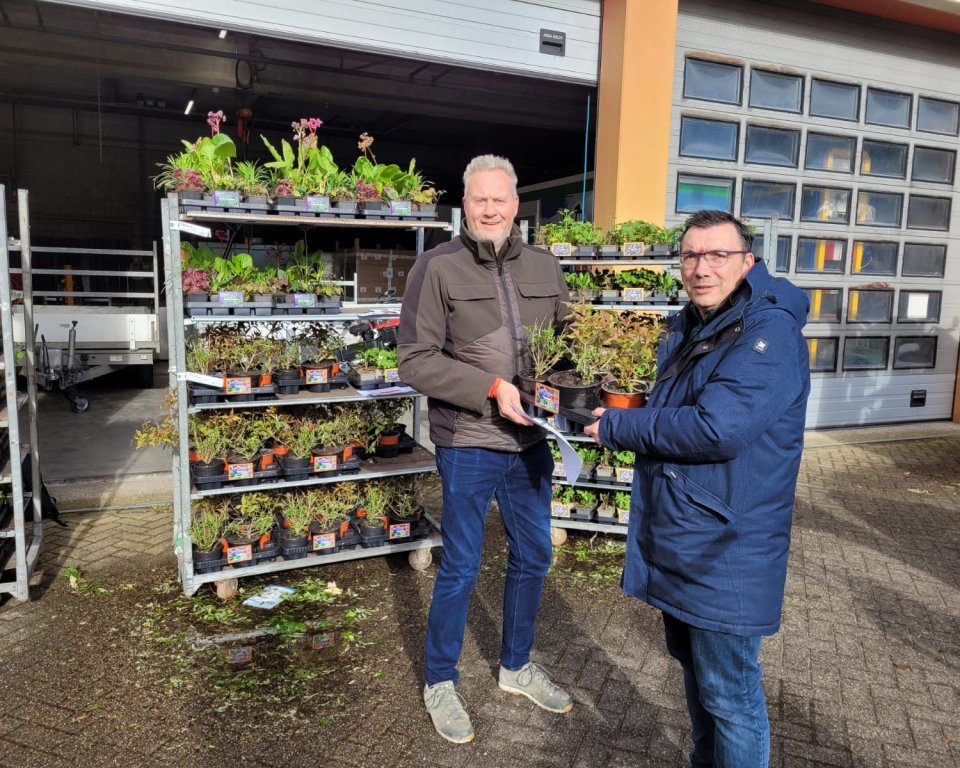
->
<box><xmin>215</xmin><ymin>578</ymin><xmax>239</xmax><ymax>600</ymax></box>
<box><xmin>408</xmin><ymin>548</ymin><xmax>432</xmax><ymax>571</ymax></box>
<box><xmin>550</xmin><ymin>527</ymin><xmax>568</xmax><ymax>547</ymax></box>
<box><xmin>71</xmin><ymin>397</ymin><xmax>90</xmax><ymax>414</ymax></box>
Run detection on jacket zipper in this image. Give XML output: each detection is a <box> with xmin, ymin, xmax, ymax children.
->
<box><xmin>497</xmin><ymin>253</ymin><xmax>524</xmax><ymax>444</ymax></box>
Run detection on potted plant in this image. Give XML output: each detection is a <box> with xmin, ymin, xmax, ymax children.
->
<box><xmin>594</xmin><ymin>269</ymin><xmax>621</xmax><ymax>303</ymax></box>
<box><xmin>277</xmin><ymin>491</ymin><xmax>312</xmax><ymax>559</ymax></box>
<box><xmin>277</xmin><ymin>415</ymin><xmax>320</xmax><ymax>475</ymax></box>
<box><xmin>188</xmin><ymin>415</ymin><xmax>228</xmax><ymax>486</ymax></box>
<box><xmin>574</xmin><ymin>444</ymin><xmax>601</xmax><ymax>481</ymax></box>
<box><xmin>307</xmin><ymin>487</ymin><xmax>351</xmax><ymax>553</ymax></box>
<box><xmin>225</xmin><ymin>492</ymin><xmax>276</xmax><ymax>565</ymax></box>
<box><xmin>594</xmin><ymin>449</ymin><xmax>615</xmax><ymax>483</ymax></box>
<box><xmin>189</xmin><ymin>499</ymin><xmax>228</xmax><ymax>573</ymax></box>
<box><xmin>551</xmin><ymin>485</ymin><xmax>575</xmax><ymax>518</ymax></box>
<box><xmin>571</xmin><ymin>488</ymin><xmax>597</xmax><ymax>521</ymax></box>
<box><xmin>611</xmin><ymin>450</ymin><xmax>636</xmax><ymax>486</ymax></box>
<box><xmin>547</xmin><ymin>303</ymin><xmax>612</xmax><ymax>418</ymax></box>
<box><xmin>564</xmin><ymin>270</ymin><xmax>598</xmax><ymax>303</ymax></box>
<box><xmin>601</xmin><ymin>311</ymin><xmax>661</xmax><ymax>408</ymax></box>
<box><xmin>613</xmin><ymin>491</ymin><xmax>632</xmax><ymax>525</ymax></box>
<box><xmin>519</xmin><ymin>320</ymin><xmax>567</xmax><ymax>417</ymax></box>
<box><xmin>615</xmin><ymin>268</ymin><xmax>659</xmax><ymax>304</ymax></box>
<box><xmin>357</xmin><ymin>480</ymin><xmax>390</xmax><ymax>546</ymax></box>
<box><xmin>233</xmin><ymin>160</ymin><xmax>270</xmax><ymax>208</ymax></box>
<box><xmin>371</xmin><ymin>397</ymin><xmax>409</xmax><ymax>458</ymax></box>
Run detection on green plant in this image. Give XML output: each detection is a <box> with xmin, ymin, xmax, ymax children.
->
<box><xmin>553</xmin><ymin>486</ymin><xmax>576</xmax><ymax>504</ymax></box>
<box><xmin>536</xmin><ymin>209</ymin><xmax>604</xmax><ymax>247</ymax></box>
<box><xmin>278</xmin><ymin>492</ymin><xmax>314</xmax><ymax>537</ymax></box>
<box><xmin>615</xmin><ymin>268</ymin><xmax>659</xmax><ymax>291</ymax></box>
<box><xmin>561</xmin><ymin>302</ymin><xmax>615</xmax><ymax>383</ymax></box>
<box><xmin>611</xmin><ymin>450</ymin><xmax>635</xmax><ymax>468</ymax></box>
<box><xmin>233</xmin><ymin>493</ymin><xmax>276</xmax><ymax>537</ymax></box>
<box><xmin>210</xmin><ymin>252</ymin><xmax>257</xmax><ymax>294</ymax></box>
<box><xmin>574</xmin><ymin>488</ymin><xmax>597</xmax><ymax>507</ymax></box>
<box><xmin>656</xmin><ymin>270</ymin><xmax>680</xmax><ymax>298</ymax></box>
<box><xmin>189</xmin><ymin>416</ymin><xmax>228</xmax><ymax>464</ymax></box>
<box><xmin>233</xmin><ymin>160</ymin><xmax>270</xmax><ymax>197</ymax></box>
<box><xmin>189</xmin><ymin>500</ymin><xmax>227</xmax><ymax>551</ymax></box>
<box><xmin>613</xmin><ymin>491</ymin><xmax>632</xmax><ymax>510</ymax></box>
<box><xmin>523</xmin><ymin>320</ymin><xmax>567</xmax><ymax>380</ymax></box>
<box><xmin>574</xmin><ymin>445</ymin><xmax>600</xmax><ymax>466</ymax></box>
<box><xmin>359</xmin><ymin>480</ymin><xmax>390</xmax><ymax>526</ymax></box>
<box><xmin>603</xmin><ymin>311</ymin><xmax>662</xmax><ymax>394</ymax></box>
<box><xmin>387</xmin><ymin>476</ymin><xmax>422</xmax><ymax>519</ymax></box>
<box><xmin>564</xmin><ymin>271</ymin><xmax>598</xmax><ymax>292</ymax></box>
<box><xmin>610</xmin><ymin>220</ymin><xmax>676</xmax><ymax>246</ymax></box>
<box><xmin>284</xmin><ymin>242</ymin><xmax>341</xmax><ymax>296</ymax></box>
<box><xmin>305</xmin><ymin>487</ymin><xmax>350</xmax><ymax>529</ymax></box>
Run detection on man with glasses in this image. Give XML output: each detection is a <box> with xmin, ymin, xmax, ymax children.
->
<box><xmin>585</xmin><ymin>209</ymin><xmax>810</xmax><ymax>768</ymax></box>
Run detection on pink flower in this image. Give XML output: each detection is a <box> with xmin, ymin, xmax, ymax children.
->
<box><xmin>207</xmin><ymin>110</ymin><xmax>226</xmax><ymax>135</ymax></box>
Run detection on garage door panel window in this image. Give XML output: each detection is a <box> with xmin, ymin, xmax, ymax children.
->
<box><xmin>740</xmin><ymin>180</ymin><xmax>795</xmax><ymax>219</ymax></box>
<box><xmin>906</xmin><ymin>195</ymin><xmax>951</xmax><ymax>230</ymax></box>
<box><xmin>679</xmin><ymin>117</ymin><xmax>739</xmax><ymax>160</ymax></box>
<box><xmin>752</xmin><ymin>234</ymin><xmax>791</xmax><ymax>273</ymax></box>
<box><xmin>749</xmin><ymin>69</ymin><xmax>803</xmax><ymax>113</ymax></box>
<box><xmin>805</xmin><ymin>133</ymin><xmax>855</xmax><ymax>173</ymax></box>
<box><xmin>865</xmin><ymin>88</ymin><xmax>912</xmax><ymax>129</ymax></box>
<box><xmin>684</xmin><ymin>59</ymin><xmax>742</xmax><ymax>104</ymax></box>
<box><xmin>892</xmin><ymin>336</ymin><xmax>937</xmax><ymax>369</ymax></box>
<box><xmin>851</xmin><ymin>241</ymin><xmax>897</xmax><ymax>276</ymax></box>
<box><xmin>847</xmin><ymin>289</ymin><xmax>893</xmax><ymax>323</ymax></box>
<box><xmin>803</xmin><ymin>287</ymin><xmax>843</xmax><ymax>321</ymax></box>
<box><xmin>800</xmin><ymin>186</ymin><xmax>850</xmax><ymax>224</ymax></box>
<box><xmin>810</xmin><ymin>79</ymin><xmax>859</xmax><ymax>121</ymax></box>
<box><xmin>897</xmin><ymin>291</ymin><xmax>941</xmax><ymax>323</ymax></box>
<box><xmin>911</xmin><ymin>146</ymin><xmax>956</xmax><ymax>184</ymax></box>
<box><xmin>901</xmin><ymin>243</ymin><xmax>946</xmax><ymax>277</ymax></box>
<box><xmin>797</xmin><ymin>238</ymin><xmax>846</xmax><ymax>274</ymax></box>
<box><xmin>744</xmin><ymin>125</ymin><xmax>799</xmax><ymax>167</ymax></box>
<box><xmin>861</xmin><ymin>140</ymin><xmax>908</xmax><ymax>178</ymax></box>
<box><xmin>677</xmin><ymin>175</ymin><xmax>734</xmax><ymax>213</ymax></box>
<box><xmin>807</xmin><ymin>337</ymin><xmax>838</xmax><ymax>372</ymax></box>
<box><xmin>842</xmin><ymin>337</ymin><xmax>889</xmax><ymax>371</ymax></box>
<box><xmin>856</xmin><ymin>190</ymin><xmax>903</xmax><ymax>227</ymax></box>
<box><xmin>917</xmin><ymin>96</ymin><xmax>959</xmax><ymax>136</ymax></box>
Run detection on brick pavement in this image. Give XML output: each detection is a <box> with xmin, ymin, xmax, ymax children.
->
<box><xmin>0</xmin><ymin>425</ymin><xmax>958</xmax><ymax>767</ymax></box>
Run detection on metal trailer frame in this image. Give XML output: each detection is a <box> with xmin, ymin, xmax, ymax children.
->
<box><xmin>161</xmin><ymin>195</ymin><xmax>455</xmax><ymax>597</ymax></box>
<box><xmin>0</xmin><ymin>188</ymin><xmax>43</xmax><ymax>601</ymax></box>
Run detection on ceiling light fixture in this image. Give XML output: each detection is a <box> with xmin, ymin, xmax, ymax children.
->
<box><xmin>184</xmin><ymin>98</ymin><xmax>195</xmax><ymax>115</ymax></box>
<box><xmin>218</xmin><ymin>29</ymin><xmax>227</xmax><ymax>39</ymax></box>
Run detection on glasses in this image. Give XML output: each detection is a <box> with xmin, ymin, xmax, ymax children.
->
<box><xmin>678</xmin><ymin>249</ymin><xmax>750</xmax><ymax>268</ymax></box>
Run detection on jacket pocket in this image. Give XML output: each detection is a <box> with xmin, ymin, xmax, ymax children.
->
<box><xmin>661</xmin><ymin>464</ymin><xmax>736</xmax><ymax>523</ymax></box>
<box><xmin>447</xmin><ymin>282</ymin><xmax>501</xmax><ymax>345</ymax></box>
<box><xmin>516</xmin><ymin>281</ymin><xmax>561</xmax><ymax>326</ymax></box>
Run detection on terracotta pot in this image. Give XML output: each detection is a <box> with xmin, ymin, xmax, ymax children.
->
<box><xmin>601</xmin><ymin>386</ymin><xmax>646</xmax><ymax>409</ymax></box>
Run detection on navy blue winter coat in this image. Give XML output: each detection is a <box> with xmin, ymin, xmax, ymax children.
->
<box><xmin>599</xmin><ymin>260</ymin><xmax>810</xmax><ymax>635</ymax></box>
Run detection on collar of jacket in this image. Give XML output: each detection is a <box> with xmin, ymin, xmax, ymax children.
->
<box><xmin>460</xmin><ymin>220</ymin><xmax>523</xmax><ymax>265</ymax></box>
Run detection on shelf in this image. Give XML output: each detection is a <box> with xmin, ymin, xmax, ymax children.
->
<box><xmin>187</xmin><ymin>386</ymin><xmax>417</xmax><ymax>413</ymax></box>
<box><xmin>552</xmin><ymin>477</ymin><xmax>632</xmax><ymax>492</ymax></box>
<box><xmin>550</xmin><ymin>518</ymin><xmax>627</xmax><ymax>535</ymax></box>
<box><xmin>180</xmin><ymin>210</ymin><xmax>453</xmax><ymax>231</ymax></box>
<box><xmin>0</xmin><ymin>442</ymin><xmax>30</xmax><ymax>485</ymax></box>
<box><xmin>0</xmin><ymin>493</ymin><xmax>35</xmax><ymax>538</ymax></box>
<box><xmin>184</xmin><ymin>308</ymin><xmax>401</xmax><ymax>325</ymax></box>
<box><xmin>0</xmin><ymin>394</ymin><xmax>29</xmax><ymax>427</ymax></box>
<box><xmin>558</xmin><ymin>259</ymin><xmax>679</xmax><ymax>267</ymax></box>
<box><xmin>190</xmin><ymin>445</ymin><xmax>436</xmax><ymax>499</ymax></box>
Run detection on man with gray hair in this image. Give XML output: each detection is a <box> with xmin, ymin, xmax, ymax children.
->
<box><xmin>398</xmin><ymin>154</ymin><xmax>573</xmax><ymax>743</ymax></box>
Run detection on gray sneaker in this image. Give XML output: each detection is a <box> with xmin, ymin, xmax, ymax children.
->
<box><xmin>423</xmin><ymin>681</ymin><xmax>475</xmax><ymax>744</ymax></box>
<box><xmin>498</xmin><ymin>662</ymin><xmax>573</xmax><ymax>713</ymax></box>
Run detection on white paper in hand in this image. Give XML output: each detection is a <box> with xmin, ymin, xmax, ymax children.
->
<box><xmin>512</xmin><ymin>406</ymin><xmax>583</xmax><ymax>481</ymax></box>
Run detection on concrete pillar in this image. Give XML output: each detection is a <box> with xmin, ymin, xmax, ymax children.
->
<box><xmin>594</xmin><ymin>0</ymin><xmax>678</xmax><ymax>230</ymax></box>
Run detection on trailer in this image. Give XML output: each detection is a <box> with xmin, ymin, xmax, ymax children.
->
<box><xmin>9</xmin><ymin>243</ymin><xmax>160</xmax><ymax>412</ymax></box>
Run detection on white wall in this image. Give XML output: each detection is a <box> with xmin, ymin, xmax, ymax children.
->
<box><xmin>44</xmin><ymin>0</ymin><xmax>601</xmax><ymax>83</ymax></box>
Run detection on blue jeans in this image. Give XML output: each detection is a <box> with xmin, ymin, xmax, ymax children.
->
<box><xmin>424</xmin><ymin>442</ymin><xmax>553</xmax><ymax>686</ymax></box>
<box><xmin>662</xmin><ymin>613</ymin><xmax>769</xmax><ymax>768</ymax></box>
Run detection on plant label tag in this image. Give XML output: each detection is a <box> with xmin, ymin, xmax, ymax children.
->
<box><xmin>622</xmin><ymin>288</ymin><xmax>645</xmax><ymax>302</ymax></box>
<box><xmin>551</xmin><ymin>502</ymin><xmax>571</xmax><ymax>518</ymax></box>
<box><xmin>616</xmin><ymin>467</ymin><xmax>634</xmax><ymax>484</ymax></box>
<box><xmin>292</xmin><ymin>292</ymin><xmax>317</xmax><ymax>308</ymax></box>
<box><xmin>313</xmin><ymin>455</ymin><xmax>338</xmax><ymax>472</ymax></box>
<box><xmin>225</xmin><ymin>377</ymin><xmax>252</xmax><ymax>394</ymax></box>
<box><xmin>536</xmin><ymin>384</ymin><xmax>561</xmax><ymax>413</ymax></box>
<box><xmin>227</xmin><ymin>543</ymin><xmax>253</xmax><ymax>563</ymax></box>
<box><xmin>389</xmin><ymin>200</ymin><xmax>412</xmax><ymax>216</ymax></box>
<box><xmin>184</xmin><ymin>372</ymin><xmax>226</xmax><ymax>388</ymax></box>
<box><xmin>553</xmin><ymin>465</ymin><xmax>566</xmax><ymax>478</ymax></box>
<box><xmin>312</xmin><ymin>533</ymin><xmax>336</xmax><ymax>551</ymax></box>
<box><xmin>623</xmin><ymin>242</ymin><xmax>646</xmax><ymax>257</ymax></box>
<box><xmin>305</xmin><ymin>195</ymin><xmax>331</xmax><ymax>212</ymax></box>
<box><xmin>227</xmin><ymin>646</ymin><xmax>253</xmax><ymax>664</ymax></box>
<box><xmin>213</xmin><ymin>189</ymin><xmax>241</xmax><ymax>207</ymax></box>
<box><xmin>389</xmin><ymin>522</ymin><xmax>411</xmax><ymax>539</ymax></box>
<box><xmin>305</xmin><ymin>368</ymin><xmax>329</xmax><ymax>384</ymax></box>
<box><xmin>618</xmin><ymin>509</ymin><xmax>630</xmax><ymax>525</ymax></box>
<box><xmin>228</xmin><ymin>462</ymin><xmax>255</xmax><ymax>480</ymax></box>
<box><xmin>218</xmin><ymin>290</ymin><xmax>244</xmax><ymax>307</ymax></box>
<box><xmin>382</xmin><ymin>367</ymin><xmax>400</xmax><ymax>383</ymax></box>
<box><xmin>312</xmin><ymin>632</ymin><xmax>335</xmax><ymax>649</ymax></box>
<box><xmin>550</xmin><ymin>243</ymin><xmax>572</xmax><ymax>258</ymax></box>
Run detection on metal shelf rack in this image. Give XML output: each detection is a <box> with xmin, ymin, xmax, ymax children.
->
<box><xmin>0</xmin><ymin>188</ymin><xmax>43</xmax><ymax>601</ymax></box>
<box><xmin>161</xmin><ymin>194</ymin><xmax>449</xmax><ymax>596</ymax></box>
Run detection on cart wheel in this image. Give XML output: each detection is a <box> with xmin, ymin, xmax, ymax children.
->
<box><xmin>215</xmin><ymin>578</ymin><xmax>239</xmax><ymax>601</ymax></box>
<box><xmin>408</xmin><ymin>548</ymin><xmax>432</xmax><ymax>571</ymax></box>
<box><xmin>71</xmin><ymin>397</ymin><xmax>90</xmax><ymax>414</ymax></box>
<box><xmin>550</xmin><ymin>527</ymin><xmax>568</xmax><ymax>547</ymax></box>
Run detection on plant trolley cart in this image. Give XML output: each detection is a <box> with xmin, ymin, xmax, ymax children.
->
<box><xmin>161</xmin><ymin>195</ymin><xmax>452</xmax><ymax>597</ymax></box>
<box><xmin>0</xmin><ymin>187</ymin><xmax>43</xmax><ymax>601</ymax></box>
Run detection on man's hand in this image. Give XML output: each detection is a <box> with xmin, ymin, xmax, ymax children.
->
<box><xmin>583</xmin><ymin>407</ymin><xmax>606</xmax><ymax>444</ymax></box>
<box><xmin>495</xmin><ymin>380</ymin><xmax>533</xmax><ymax>425</ymax></box>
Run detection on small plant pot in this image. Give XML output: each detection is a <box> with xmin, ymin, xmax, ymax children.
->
<box><xmin>192</xmin><ymin>546</ymin><xmax>223</xmax><ymax>574</ymax></box>
<box><xmin>546</xmin><ymin>370</ymin><xmax>604</xmax><ymax>412</ymax></box>
<box><xmin>376</xmin><ymin>426</ymin><xmax>403</xmax><ymax>459</ymax></box>
<box><xmin>303</xmin><ymin>361</ymin><xmax>335</xmax><ymax>393</ymax></box>
<box><xmin>279</xmin><ymin>454</ymin><xmax>313</xmax><ymax>475</ymax></box>
<box><xmin>310</xmin><ymin>444</ymin><xmax>345</xmax><ymax>473</ymax></box>
<box><xmin>278</xmin><ymin>534</ymin><xmax>309</xmax><ymax>560</ymax></box>
<box><xmin>191</xmin><ymin>457</ymin><xmax>225</xmax><ymax>479</ymax></box>
<box><xmin>518</xmin><ymin>369</ymin><xmax>552</xmax><ymax>418</ymax></box>
<box><xmin>225</xmin><ymin>455</ymin><xmax>258</xmax><ymax>485</ymax></box>
<box><xmin>601</xmin><ymin>383</ymin><xmax>647</xmax><ymax>409</ymax></box>
<box><xmin>273</xmin><ymin>368</ymin><xmax>301</xmax><ymax>395</ymax></box>
<box><xmin>334</xmin><ymin>199</ymin><xmax>358</xmax><ymax>215</ymax></box>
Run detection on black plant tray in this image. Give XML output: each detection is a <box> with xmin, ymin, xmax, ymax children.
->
<box><xmin>188</xmin><ymin>384</ymin><xmax>278</xmax><ymax>404</ymax></box>
<box><xmin>191</xmin><ymin>542</ymin><xmax>279</xmax><ymax>574</ymax></box>
<box><xmin>374</xmin><ymin>431</ymin><xmax>416</xmax><ymax>458</ymax></box>
<box><xmin>184</xmin><ymin>300</ymin><xmax>275</xmax><ymax>317</ymax></box>
<box><xmin>270</xmin><ymin>203</ymin><xmax>359</xmax><ymax>218</ymax></box>
<box><xmin>570</xmin><ymin>508</ymin><xmax>596</xmax><ymax>522</ymax></box>
<box><xmin>192</xmin><ymin>464</ymin><xmax>283</xmax><ymax>491</ymax></box>
<box><xmin>590</xmin><ymin>475</ymin><xmax>632</xmax><ymax>488</ymax></box>
<box><xmin>276</xmin><ymin>454</ymin><xmax>361</xmax><ymax>478</ymax></box>
<box><xmin>272</xmin><ymin>303</ymin><xmax>342</xmax><ymax>316</ymax></box>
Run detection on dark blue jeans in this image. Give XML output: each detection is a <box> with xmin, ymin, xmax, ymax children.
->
<box><xmin>663</xmin><ymin>613</ymin><xmax>769</xmax><ymax>768</ymax></box>
<box><xmin>425</xmin><ymin>441</ymin><xmax>553</xmax><ymax>686</ymax></box>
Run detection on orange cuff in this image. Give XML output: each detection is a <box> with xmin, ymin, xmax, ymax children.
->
<box><xmin>488</xmin><ymin>377</ymin><xmax>503</xmax><ymax>398</ymax></box>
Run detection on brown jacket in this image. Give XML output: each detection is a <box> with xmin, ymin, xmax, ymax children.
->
<box><xmin>398</xmin><ymin>221</ymin><xmax>570</xmax><ymax>451</ymax></box>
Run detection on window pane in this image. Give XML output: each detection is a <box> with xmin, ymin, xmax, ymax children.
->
<box><xmin>753</xmin><ymin>234</ymin><xmax>791</xmax><ymax>272</ymax></box>
<box><xmin>804</xmin><ymin>133</ymin><xmax>855</xmax><ymax>173</ymax></box>
<box><xmin>865</xmin><ymin>88</ymin><xmax>912</xmax><ymax>128</ymax></box>
<box><xmin>856</xmin><ymin>190</ymin><xmax>903</xmax><ymax>227</ymax></box>
<box><xmin>893</xmin><ymin>336</ymin><xmax>937</xmax><ymax>369</ymax></box>
<box><xmin>851</xmin><ymin>241</ymin><xmax>898</xmax><ymax>275</ymax></box>
<box><xmin>907</xmin><ymin>195</ymin><xmax>951</xmax><ymax>230</ymax></box>
<box><xmin>848</xmin><ymin>290</ymin><xmax>893</xmax><ymax>323</ymax></box>
<box><xmin>861</xmin><ymin>140</ymin><xmax>908</xmax><ymax>178</ymax></box>
<box><xmin>897</xmin><ymin>291</ymin><xmax>941</xmax><ymax>323</ymax></box>
<box><xmin>810</xmin><ymin>79</ymin><xmax>859</xmax><ymax>120</ymax></box>
<box><xmin>679</xmin><ymin>117</ymin><xmax>739</xmax><ymax>160</ymax></box>
<box><xmin>800</xmin><ymin>186</ymin><xmax>850</xmax><ymax>223</ymax></box>
<box><xmin>843</xmin><ymin>337</ymin><xmax>889</xmax><ymax>370</ymax></box>
<box><xmin>740</xmin><ymin>180</ymin><xmax>795</xmax><ymax>219</ymax></box>
<box><xmin>917</xmin><ymin>97</ymin><xmax>959</xmax><ymax>135</ymax></box>
<box><xmin>684</xmin><ymin>59</ymin><xmax>742</xmax><ymax>104</ymax></box>
<box><xmin>749</xmin><ymin>69</ymin><xmax>802</xmax><ymax>112</ymax></box>
<box><xmin>803</xmin><ymin>288</ymin><xmax>843</xmax><ymax>321</ymax></box>
<box><xmin>912</xmin><ymin>146</ymin><xmax>956</xmax><ymax>184</ymax></box>
<box><xmin>677</xmin><ymin>175</ymin><xmax>733</xmax><ymax>213</ymax></box>
<box><xmin>744</xmin><ymin>125</ymin><xmax>799</xmax><ymax>166</ymax></box>
<box><xmin>902</xmin><ymin>243</ymin><xmax>946</xmax><ymax>276</ymax></box>
<box><xmin>807</xmin><ymin>337</ymin><xmax>838</xmax><ymax>371</ymax></box>
<box><xmin>797</xmin><ymin>240</ymin><xmax>846</xmax><ymax>274</ymax></box>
